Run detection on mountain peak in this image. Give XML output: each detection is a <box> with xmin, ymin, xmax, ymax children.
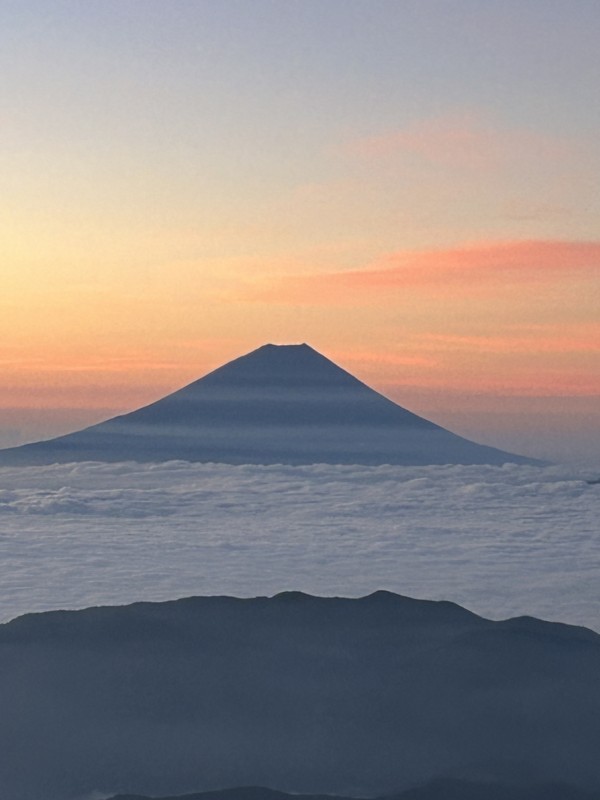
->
<box><xmin>0</xmin><ymin>343</ymin><xmax>538</xmax><ymax>466</ymax></box>
<box><xmin>251</xmin><ymin>342</ymin><xmax>315</xmax><ymax>354</ymax></box>
<box><xmin>260</xmin><ymin>342</ymin><xmax>311</xmax><ymax>348</ymax></box>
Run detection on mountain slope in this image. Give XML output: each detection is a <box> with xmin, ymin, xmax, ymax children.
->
<box><xmin>1</xmin><ymin>591</ymin><xmax>598</xmax><ymax>800</ymax></box>
<box><xmin>0</xmin><ymin>343</ymin><xmax>536</xmax><ymax>465</ymax></box>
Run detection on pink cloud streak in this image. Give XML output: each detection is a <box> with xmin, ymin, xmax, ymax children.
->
<box><xmin>244</xmin><ymin>240</ymin><xmax>600</xmax><ymax>304</ymax></box>
<box><xmin>345</xmin><ymin>113</ymin><xmax>569</xmax><ymax>169</ymax></box>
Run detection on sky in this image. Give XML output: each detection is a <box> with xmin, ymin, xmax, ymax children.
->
<box><xmin>1</xmin><ymin>0</ymin><xmax>599</xmax><ymax>464</ymax></box>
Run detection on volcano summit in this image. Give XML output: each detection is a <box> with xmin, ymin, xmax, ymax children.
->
<box><xmin>0</xmin><ymin>344</ymin><xmax>535</xmax><ymax>465</ymax></box>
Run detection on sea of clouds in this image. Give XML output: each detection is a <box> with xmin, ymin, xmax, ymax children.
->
<box><xmin>0</xmin><ymin>460</ymin><xmax>598</xmax><ymax>631</ymax></box>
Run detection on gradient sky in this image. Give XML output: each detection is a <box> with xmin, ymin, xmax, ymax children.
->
<box><xmin>1</xmin><ymin>0</ymin><xmax>599</xmax><ymax>463</ymax></box>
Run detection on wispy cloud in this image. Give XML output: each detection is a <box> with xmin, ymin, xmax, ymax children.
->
<box><xmin>416</xmin><ymin>326</ymin><xmax>600</xmax><ymax>355</ymax></box>
<box><xmin>242</xmin><ymin>240</ymin><xmax>600</xmax><ymax>304</ymax></box>
<box><xmin>381</xmin><ymin>368</ymin><xmax>600</xmax><ymax>397</ymax></box>
<box><xmin>344</xmin><ymin>113</ymin><xmax>569</xmax><ymax>170</ymax></box>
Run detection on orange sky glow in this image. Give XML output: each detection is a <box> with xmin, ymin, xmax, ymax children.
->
<box><xmin>1</xmin><ymin>2</ymin><xmax>599</xmax><ymax>464</ymax></box>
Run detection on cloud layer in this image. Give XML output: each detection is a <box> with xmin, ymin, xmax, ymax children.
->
<box><xmin>0</xmin><ymin>461</ymin><xmax>598</xmax><ymax>631</ymax></box>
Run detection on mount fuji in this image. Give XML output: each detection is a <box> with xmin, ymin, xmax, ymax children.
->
<box><xmin>0</xmin><ymin>343</ymin><xmax>536</xmax><ymax>466</ymax></box>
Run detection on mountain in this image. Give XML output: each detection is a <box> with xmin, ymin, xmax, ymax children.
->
<box><xmin>1</xmin><ymin>591</ymin><xmax>598</xmax><ymax>800</ymax></box>
<box><xmin>0</xmin><ymin>343</ymin><xmax>536</xmax><ymax>465</ymax></box>
<box><xmin>109</xmin><ymin>790</ymin><xmax>350</xmax><ymax>800</ymax></box>
<box><xmin>109</xmin><ymin>779</ymin><xmax>600</xmax><ymax>800</ymax></box>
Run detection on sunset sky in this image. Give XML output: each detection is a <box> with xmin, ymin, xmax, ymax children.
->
<box><xmin>1</xmin><ymin>0</ymin><xmax>599</xmax><ymax>463</ymax></box>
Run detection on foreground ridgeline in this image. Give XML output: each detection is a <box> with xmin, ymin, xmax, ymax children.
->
<box><xmin>2</xmin><ymin>591</ymin><xmax>599</xmax><ymax>800</ymax></box>
<box><xmin>0</xmin><ymin>343</ymin><xmax>537</xmax><ymax>466</ymax></box>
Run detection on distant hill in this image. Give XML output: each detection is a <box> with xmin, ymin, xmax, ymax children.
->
<box><xmin>1</xmin><ymin>591</ymin><xmax>598</xmax><ymax>800</ymax></box>
<box><xmin>110</xmin><ymin>778</ymin><xmax>600</xmax><ymax>800</ymax></box>
<box><xmin>110</xmin><ymin>789</ymin><xmax>351</xmax><ymax>800</ymax></box>
<box><xmin>0</xmin><ymin>343</ymin><xmax>537</xmax><ymax>465</ymax></box>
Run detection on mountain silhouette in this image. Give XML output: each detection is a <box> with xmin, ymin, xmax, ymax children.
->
<box><xmin>1</xmin><ymin>591</ymin><xmax>598</xmax><ymax>800</ymax></box>
<box><xmin>0</xmin><ymin>344</ymin><xmax>536</xmax><ymax>465</ymax></box>
<box><xmin>109</xmin><ymin>779</ymin><xmax>600</xmax><ymax>800</ymax></box>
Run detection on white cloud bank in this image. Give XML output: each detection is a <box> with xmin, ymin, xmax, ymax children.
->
<box><xmin>0</xmin><ymin>461</ymin><xmax>598</xmax><ymax>631</ymax></box>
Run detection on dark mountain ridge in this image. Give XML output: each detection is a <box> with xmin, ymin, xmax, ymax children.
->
<box><xmin>0</xmin><ymin>343</ymin><xmax>537</xmax><ymax>465</ymax></box>
<box><xmin>1</xmin><ymin>591</ymin><xmax>598</xmax><ymax>800</ymax></box>
<box><xmin>109</xmin><ymin>777</ymin><xmax>600</xmax><ymax>800</ymax></box>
